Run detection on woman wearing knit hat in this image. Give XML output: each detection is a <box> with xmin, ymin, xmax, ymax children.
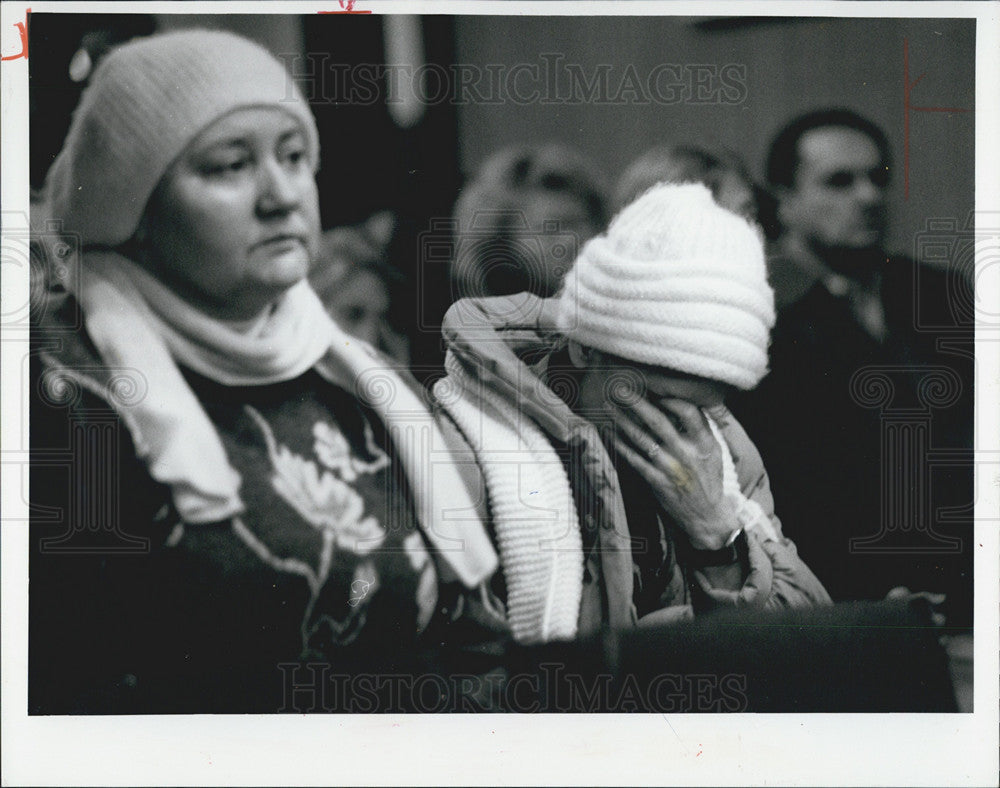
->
<box><xmin>30</xmin><ymin>29</ymin><xmax>505</xmax><ymax>713</ymax></box>
<box><xmin>435</xmin><ymin>181</ymin><xmax>830</xmax><ymax>644</ymax></box>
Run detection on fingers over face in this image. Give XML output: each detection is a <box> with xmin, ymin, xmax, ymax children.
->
<box><xmin>658</xmin><ymin>398</ymin><xmax>717</xmax><ymax>454</ymax></box>
<box><xmin>611</xmin><ymin>406</ymin><xmax>664</xmax><ymax>459</ymax></box>
<box><xmin>617</xmin><ymin>396</ymin><xmax>684</xmax><ymax>455</ymax></box>
<box><xmin>612</xmin><ymin>432</ymin><xmax>660</xmax><ymax>485</ymax></box>
<box><xmin>611</xmin><ymin>409</ymin><xmax>694</xmax><ymax>496</ymax></box>
<box><xmin>657</xmin><ymin>398</ymin><xmax>702</xmax><ymax>432</ymax></box>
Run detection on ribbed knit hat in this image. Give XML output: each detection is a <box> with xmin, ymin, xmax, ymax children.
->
<box><xmin>556</xmin><ymin>182</ymin><xmax>775</xmax><ymax>390</ymax></box>
<box><xmin>45</xmin><ymin>29</ymin><xmax>320</xmax><ymax>248</ymax></box>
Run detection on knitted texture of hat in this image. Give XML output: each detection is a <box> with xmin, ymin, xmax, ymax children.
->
<box><xmin>45</xmin><ymin>29</ymin><xmax>320</xmax><ymax>247</ymax></box>
<box><xmin>556</xmin><ymin>182</ymin><xmax>775</xmax><ymax>390</ymax></box>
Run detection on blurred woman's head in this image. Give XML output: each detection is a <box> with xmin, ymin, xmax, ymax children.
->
<box><xmin>557</xmin><ymin>182</ymin><xmax>775</xmax><ymax>411</ymax></box>
<box><xmin>44</xmin><ymin>29</ymin><xmax>321</xmax><ymax>319</ymax></box>
<box><xmin>310</xmin><ymin>213</ymin><xmax>410</xmax><ymax>362</ymax></box>
<box><xmin>451</xmin><ymin>144</ymin><xmax>608</xmax><ymax>299</ymax></box>
<box><xmin>612</xmin><ymin>144</ymin><xmax>758</xmax><ymax>222</ymax></box>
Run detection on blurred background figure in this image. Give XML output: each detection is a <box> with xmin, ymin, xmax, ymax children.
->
<box><xmin>309</xmin><ymin>211</ymin><xmax>410</xmax><ymax>365</ymax></box>
<box><xmin>763</xmin><ymin>108</ymin><xmax>892</xmax><ymax>310</ymax></box>
<box><xmin>612</xmin><ymin>144</ymin><xmax>760</xmax><ymax>222</ymax></box>
<box><xmin>728</xmin><ymin>109</ymin><xmax>974</xmax><ymax>624</ymax></box>
<box><xmin>450</xmin><ymin>143</ymin><xmax>609</xmax><ymax>300</ymax></box>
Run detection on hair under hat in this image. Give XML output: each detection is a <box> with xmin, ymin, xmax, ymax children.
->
<box><xmin>44</xmin><ymin>29</ymin><xmax>320</xmax><ymax>248</ymax></box>
<box><xmin>556</xmin><ymin>182</ymin><xmax>775</xmax><ymax>391</ymax></box>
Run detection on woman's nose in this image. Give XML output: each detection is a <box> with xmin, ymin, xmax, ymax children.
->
<box><xmin>256</xmin><ymin>159</ymin><xmax>302</xmax><ymax>215</ymax></box>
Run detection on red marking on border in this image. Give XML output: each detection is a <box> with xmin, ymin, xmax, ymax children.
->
<box><xmin>903</xmin><ymin>38</ymin><xmax>972</xmax><ymax>200</ymax></box>
<box><xmin>1</xmin><ymin>7</ymin><xmax>29</xmax><ymax>61</ymax></box>
<box><xmin>319</xmin><ymin>0</ymin><xmax>372</xmax><ymax>13</ymax></box>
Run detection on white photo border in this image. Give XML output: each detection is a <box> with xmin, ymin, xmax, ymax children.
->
<box><xmin>2</xmin><ymin>2</ymin><xmax>997</xmax><ymax>785</ymax></box>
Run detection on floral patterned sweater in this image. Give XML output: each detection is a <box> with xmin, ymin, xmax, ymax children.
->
<box><xmin>29</xmin><ymin>301</ymin><xmax>504</xmax><ymax>714</ymax></box>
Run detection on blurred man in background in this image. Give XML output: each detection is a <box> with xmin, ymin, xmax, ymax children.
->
<box><xmin>729</xmin><ymin>109</ymin><xmax>974</xmax><ymax>624</ymax></box>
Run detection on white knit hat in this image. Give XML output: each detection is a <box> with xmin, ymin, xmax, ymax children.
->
<box><xmin>556</xmin><ymin>182</ymin><xmax>775</xmax><ymax>390</ymax></box>
<box><xmin>45</xmin><ymin>29</ymin><xmax>320</xmax><ymax>248</ymax></box>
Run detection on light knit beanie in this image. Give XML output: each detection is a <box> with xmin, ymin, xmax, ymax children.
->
<box><xmin>555</xmin><ymin>182</ymin><xmax>775</xmax><ymax>390</ymax></box>
<box><xmin>45</xmin><ymin>29</ymin><xmax>320</xmax><ymax>248</ymax></box>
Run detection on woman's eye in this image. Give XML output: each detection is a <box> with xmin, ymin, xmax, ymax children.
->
<box><xmin>202</xmin><ymin>158</ymin><xmax>249</xmax><ymax>177</ymax></box>
<box><xmin>281</xmin><ymin>146</ymin><xmax>308</xmax><ymax>169</ymax></box>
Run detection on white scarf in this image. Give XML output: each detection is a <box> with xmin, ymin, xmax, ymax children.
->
<box><xmin>435</xmin><ymin>351</ymin><xmax>584</xmax><ymax>644</ymax></box>
<box><xmin>89</xmin><ymin>255</ymin><xmax>338</xmax><ymax>386</ymax></box>
<box><xmin>70</xmin><ymin>251</ymin><xmax>498</xmax><ymax>586</ymax></box>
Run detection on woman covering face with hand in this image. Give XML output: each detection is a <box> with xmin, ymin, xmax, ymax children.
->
<box><xmin>434</xmin><ymin>182</ymin><xmax>830</xmax><ymax>642</ymax></box>
<box><xmin>30</xmin><ymin>30</ymin><xmax>501</xmax><ymax>713</ymax></box>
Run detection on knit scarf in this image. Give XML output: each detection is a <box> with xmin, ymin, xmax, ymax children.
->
<box><xmin>69</xmin><ymin>251</ymin><xmax>498</xmax><ymax>586</ymax></box>
<box><xmin>435</xmin><ymin>351</ymin><xmax>584</xmax><ymax>644</ymax></box>
<box><xmin>84</xmin><ymin>254</ymin><xmax>337</xmax><ymax>386</ymax></box>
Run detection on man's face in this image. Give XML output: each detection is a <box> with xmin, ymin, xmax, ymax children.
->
<box><xmin>778</xmin><ymin>126</ymin><xmax>889</xmax><ymax>253</ymax></box>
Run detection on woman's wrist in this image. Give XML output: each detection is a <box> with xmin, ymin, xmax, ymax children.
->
<box><xmin>684</xmin><ymin>530</ymin><xmax>745</xmax><ymax>567</ymax></box>
<box><xmin>684</xmin><ymin>503</ymin><xmax>740</xmax><ymax>551</ymax></box>
<box><xmin>687</xmin><ymin>534</ymin><xmax>729</xmax><ymax>551</ymax></box>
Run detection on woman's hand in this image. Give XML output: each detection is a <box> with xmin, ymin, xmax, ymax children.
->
<box><xmin>611</xmin><ymin>397</ymin><xmax>738</xmax><ymax>550</ymax></box>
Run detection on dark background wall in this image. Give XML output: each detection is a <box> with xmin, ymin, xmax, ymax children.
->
<box><xmin>30</xmin><ymin>13</ymin><xmax>974</xmax><ymax>260</ymax></box>
<box><xmin>454</xmin><ymin>16</ymin><xmax>975</xmax><ymax>259</ymax></box>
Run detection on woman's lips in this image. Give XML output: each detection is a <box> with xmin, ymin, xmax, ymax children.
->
<box><xmin>254</xmin><ymin>235</ymin><xmax>305</xmax><ymax>252</ymax></box>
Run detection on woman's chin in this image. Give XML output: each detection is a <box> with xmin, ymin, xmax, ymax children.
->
<box><xmin>220</xmin><ymin>267</ymin><xmax>311</xmax><ymax>318</ymax></box>
<box><xmin>255</xmin><ymin>253</ymin><xmax>312</xmax><ymax>290</ymax></box>
<box><xmin>261</xmin><ymin>274</ymin><xmax>309</xmax><ymax>303</ymax></box>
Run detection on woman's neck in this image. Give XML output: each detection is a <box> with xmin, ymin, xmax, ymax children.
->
<box><xmin>216</xmin><ymin>304</ymin><xmax>275</xmax><ymax>337</ymax></box>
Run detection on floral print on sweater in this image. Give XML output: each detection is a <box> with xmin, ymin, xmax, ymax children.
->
<box><xmin>178</xmin><ymin>369</ymin><xmax>437</xmax><ymax>661</ymax></box>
